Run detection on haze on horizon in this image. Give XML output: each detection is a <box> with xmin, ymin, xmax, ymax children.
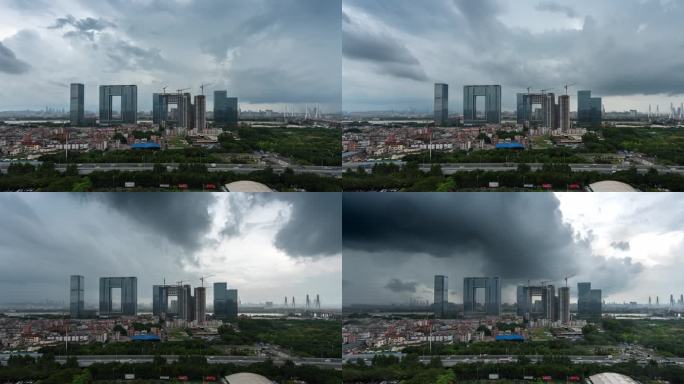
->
<box><xmin>342</xmin><ymin>0</ymin><xmax>684</xmax><ymax>114</ymax></box>
<box><xmin>0</xmin><ymin>193</ymin><xmax>342</xmax><ymax>308</ymax></box>
<box><xmin>343</xmin><ymin>193</ymin><xmax>684</xmax><ymax>307</ymax></box>
<box><xmin>0</xmin><ymin>0</ymin><xmax>341</xmax><ymax>113</ymax></box>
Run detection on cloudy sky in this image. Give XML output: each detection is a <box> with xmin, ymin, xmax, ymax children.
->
<box><xmin>0</xmin><ymin>0</ymin><xmax>341</xmax><ymax>113</ymax></box>
<box><xmin>343</xmin><ymin>193</ymin><xmax>684</xmax><ymax>306</ymax></box>
<box><xmin>343</xmin><ymin>0</ymin><xmax>684</xmax><ymax>113</ymax></box>
<box><xmin>0</xmin><ymin>193</ymin><xmax>341</xmax><ymax>308</ymax></box>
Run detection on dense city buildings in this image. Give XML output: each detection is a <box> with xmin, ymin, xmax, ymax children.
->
<box><xmin>463</xmin><ymin>277</ymin><xmax>501</xmax><ymax>316</ymax></box>
<box><xmin>214</xmin><ymin>282</ymin><xmax>239</xmax><ymax>319</ymax></box>
<box><xmin>194</xmin><ymin>286</ymin><xmax>206</xmax><ymax>325</ymax></box>
<box><xmin>99</xmin><ymin>277</ymin><xmax>138</xmax><ymax>316</ymax></box>
<box><xmin>433</xmin><ymin>83</ymin><xmax>448</xmax><ymax>126</ymax></box>
<box><xmin>69</xmin><ymin>83</ymin><xmax>84</xmax><ymax>127</ymax></box>
<box><xmin>463</xmin><ymin>85</ymin><xmax>501</xmax><ymax>124</ymax></box>
<box><xmin>517</xmin><ymin>283</ymin><xmax>557</xmax><ymax>321</ymax></box>
<box><xmin>152</xmin><ymin>284</ymin><xmax>195</xmax><ymax>321</ymax></box>
<box><xmin>558</xmin><ymin>286</ymin><xmax>571</xmax><ymax>324</ymax></box>
<box><xmin>69</xmin><ymin>275</ymin><xmax>84</xmax><ymax>318</ymax></box>
<box><xmin>433</xmin><ymin>275</ymin><xmax>448</xmax><ymax>318</ymax></box>
<box><xmin>152</xmin><ymin>92</ymin><xmax>193</xmax><ymax>131</ymax></box>
<box><xmin>99</xmin><ymin>85</ymin><xmax>138</xmax><ymax>125</ymax></box>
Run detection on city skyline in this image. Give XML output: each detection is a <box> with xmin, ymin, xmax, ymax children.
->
<box><xmin>342</xmin><ymin>193</ymin><xmax>684</xmax><ymax>306</ymax></box>
<box><xmin>342</xmin><ymin>0</ymin><xmax>684</xmax><ymax>112</ymax></box>
<box><xmin>0</xmin><ymin>193</ymin><xmax>342</xmax><ymax>307</ymax></box>
<box><xmin>0</xmin><ymin>0</ymin><xmax>341</xmax><ymax>113</ymax></box>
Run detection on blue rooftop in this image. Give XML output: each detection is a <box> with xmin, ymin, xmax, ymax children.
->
<box><xmin>495</xmin><ymin>334</ymin><xmax>525</xmax><ymax>342</ymax></box>
<box><xmin>131</xmin><ymin>142</ymin><xmax>161</xmax><ymax>150</ymax></box>
<box><xmin>131</xmin><ymin>334</ymin><xmax>161</xmax><ymax>341</ymax></box>
<box><xmin>495</xmin><ymin>142</ymin><xmax>525</xmax><ymax>150</ymax></box>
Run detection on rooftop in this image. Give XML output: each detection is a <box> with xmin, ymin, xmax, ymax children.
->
<box><xmin>225</xmin><ymin>372</ymin><xmax>273</xmax><ymax>384</ymax></box>
<box><xmin>588</xmin><ymin>372</ymin><xmax>640</xmax><ymax>384</ymax></box>
<box><xmin>225</xmin><ymin>181</ymin><xmax>273</xmax><ymax>192</ymax></box>
<box><xmin>588</xmin><ymin>180</ymin><xmax>638</xmax><ymax>192</ymax></box>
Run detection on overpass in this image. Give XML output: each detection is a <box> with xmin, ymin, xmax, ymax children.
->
<box><xmin>0</xmin><ymin>353</ymin><xmax>340</xmax><ymax>369</ymax></box>
<box><xmin>0</xmin><ymin>161</ymin><xmax>342</xmax><ymax>177</ymax></box>
<box><xmin>344</xmin><ymin>161</ymin><xmax>684</xmax><ymax>175</ymax></box>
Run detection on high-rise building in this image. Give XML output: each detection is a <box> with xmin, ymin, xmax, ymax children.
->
<box><xmin>517</xmin><ymin>283</ymin><xmax>557</xmax><ymax>321</ymax></box>
<box><xmin>69</xmin><ymin>275</ymin><xmax>84</xmax><ymax>318</ymax></box>
<box><xmin>517</xmin><ymin>92</ymin><xmax>557</xmax><ymax>128</ymax></box>
<box><xmin>152</xmin><ymin>92</ymin><xmax>193</xmax><ymax>131</ymax></box>
<box><xmin>194</xmin><ymin>95</ymin><xmax>206</xmax><ymax>133</ymax></box>
<box><xmin>433</xmin><ymin>275</ymin><xmax>448</xmax><ymax>318</ymax></box>
<box><xmin>214</xmin><ymin>282</ymin><xmax>238</xmax><ymax>319</ymax></box>
<box><xmin>463</xmin><ymin>277</ymin><xmax>501</xmax><ymax>316</ymax></box>
<box><xmin>577</xmin><ymin>282</ymin><xmax>602</xmax><ymax>319</ymax></box>
<box><xmin>99</xmin><ymin>85</ymin><xmax>137</xmax><ymax>124</ymax></box>
<box><xmin>99</xmin><ymin>277</ymin><xmax>137</xmax><ymax>316</ymax></box>
<box><xmin>433</xmin><ymin>83</ymin><xmax>448</xmax><ymax>126</ymax></box>
<box><xmin>558</xmin><ymin>95</ymin><xmax>570</xmax><ymax>131</ymax></box>
<box><xmin>214</xmin><ymin>91</ymin><xmax>239</xmax><ymax>126</ymax></box>
<box><xmin>69</xmin><ymin>83</ymin><xmax>84</xmax><ymax>126</ymax></box>
<box><xmin>194</xmin><ymin>287</ymin><xmax>206</xmax><ymax>325</ymax></box>
<box><xmin>463</xmin><ymin>85</ymin><xmax>501</xmax><ymax>124</ymax></box>
<box><xmin>577</xmin><ymin>90</ymin><xmax>602</xmax><ymax>125</ymax></box>
<box><xmin>558</xmin><ymin>286</ymin><xmax>570</xmax><ymax>324</ymax></box>
<box><xmin>152</xmin><ymin>284</ymin><xmax>194</xmax><ymax>321</ymax></box>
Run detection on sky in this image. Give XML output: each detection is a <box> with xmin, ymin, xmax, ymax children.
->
<box><xmin>0</xmin><ymin>193</ymin><xmax>342</xmax><ymax>308</ymax></box>
<box><xmin>342</xmin><ymin>0</ymin><xmax>684</xmax><ymax>113</ymax></box>
<box><xmin>0</xmin><ymin>0</ymin><xmax>341</xmax><ymax>113</ymax></box>
<box><xmin>343</xmin><ymin>193</ymin><xmax>684</xmax><ymax>306</ymax></box>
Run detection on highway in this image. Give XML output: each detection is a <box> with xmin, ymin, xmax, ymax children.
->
<box><xmin>344</xmin><ymin>161</ymin><xmax>684</xmax><ymax>175</ymax></box>
<box><xmin>0</xmin><ymin>353</ymin><xmax>340</xmax><ymax>369</ymax></box>
<box><xmin>0</xmin><ymin>161</ymin><xmax>342</xmax><ymax>177</ymax></box>
<box><xmin>344</xmin><ymin>353</ymin><xmax>684</xmax><ymax>366</ymax></box>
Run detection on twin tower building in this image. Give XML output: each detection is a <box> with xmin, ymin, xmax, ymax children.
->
<box><xmin>68</xmin><ymin>83</ymin><xmax>238</xmax><ymax>129</ymax></box>
<box><xmin>69</xmin><ymin>275</ymin><xmax>238</xmax><ymax>322</ymax></box>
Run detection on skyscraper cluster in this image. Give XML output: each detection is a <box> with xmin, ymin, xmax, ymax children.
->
<box><xmin>433</xmin><ymin>275</ymin><xmax>448</xmax><ymax>317</ymax></box>
<box><xmin>577</xmin><ymin>282</ymin><xmax>602</xmax><ymax>319</ymax></box>
<box><xmin>68</xmin><ymin>83</ymin><xmax>239</xmax><ymax>130</ymax></box>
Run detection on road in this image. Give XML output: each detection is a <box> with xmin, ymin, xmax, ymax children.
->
<box><xmin>344</xmin><ymin>161</ymin><xmax>684</xmax><ymax>175</ymax></box>
<box><xmin>344</xmin><ymin>353</ymin><xmax>684</xmax><ymax>366</ymax></box>
<box><xmin>0</xmin><ymin>161</ymin><xmax>342</xmax><ymax>177</ymax></box>
<box><xmin>0</xmin><ymin>353</ymin><xmax>340</xmax><ymax>369</ymax></box>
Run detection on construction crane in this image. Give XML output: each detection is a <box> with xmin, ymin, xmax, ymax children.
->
<box><xmin>176</xmin><ymin>280</ymin><xmax>185</xmax><ymax>286</ymax></box>
<box><xmin>176</xmin><ymin>88</ymin><xmax>190</xmax><ymax>94</ymax></box>
<box><xmin>162</xmin><ymin>85</ymin><xmax>168</xmax><ymax>94</ymax></box>
<box><xmin>564</xmin><ymin>274</ymin><xmax>576</xmax><ymax>287</ymax></box>
<box><xmin>199</xmin><ymin>82</ymin><xmax>212</xmax><ymax>96</ymax></box>
<box><xmin>199</xmin><ymin>274</ymin><xmax>215</xmax><ymax>288</ymax></box>
<box><xmin>563</xmin><ymin>83</ymin><xmax>577</xmax><ymax>95</ymax></box>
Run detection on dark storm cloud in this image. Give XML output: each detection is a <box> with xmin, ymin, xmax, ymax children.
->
<box><xmin>0</xmin><ymin>42</ymin><xmax>29</xmax><ymax>74</ymax></box>
<box><xmin>610</xmin><ymin>241</ymin><xmax>630</xmax><ymax>251</ymax></box>
<box><xmin>342</xmin><ymin>193</ymin><xmax>645</xmax><ymax>302</ymax></box>
<box><xmin>342</xmin><ymin>9</ymin><xmax>427</xmax><ymax>82</ymax></box>
<box><xmin>344</xmin><ymin>193</ymin><xmax>580</xmax><ymax>280</ymax></box>
<box><xmin>385</xmin><ymin>278</ymin><xmax>418</xmax><ymax>293</ymax></box>
<box><xmin>92</xmin><ymin>194</ymin><xmax>217</xmax><ymax>255</ymax></box>
<box><xmin>344</xmin><ymin>0</ymin><xmax>684</xmax><ymax>110</ymax></box>
<box><xmin>535</xmin><ymin>1</ymin><xmax>577</xmax><ymax>18</ymax></box>
<box><xmin>273</xmin><ymin>193</ymin><xmax>342</xmax><ymax>258</ymax></box>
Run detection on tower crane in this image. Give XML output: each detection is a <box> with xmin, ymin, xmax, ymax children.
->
<box><xmin>563</xmin><ymin>83</ymin><xmax>577</xmax><ymax>95</ymax></box>
<box><xmin>176</xmin><ymin>88</ymin><xmax>190</xmax><ymax>95</ymax></box>
<box><xmin>564</xmin><ymin>274</ymin><xmax>576</xmax><ymax>287</ymax></box>
<box><xmin>199</xmin><ymin>274</ymin><xmax>215</xmax><ymax>288</ymax></box>
<box><xmin>200</xmin><ymin>83</ymin><xmax>212</xmax><ymax>96</ymax></box>
<box><xmin>162</xmin><ymin>85</ymin><xmax>168</xmax><ymax>94</ymax></box>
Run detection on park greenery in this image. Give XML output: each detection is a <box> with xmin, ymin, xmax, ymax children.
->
<box><xmin>402</xmin><ymin>148</ymin><xmax>586</xmax><ymax>165</ymax></box>
<box><xmin>342</xmin><ymin>162</ymin><xmax>684</xmax><ymax>191</ymax></box>
<box><xmin>342</xmin><ymin>354</ymin><xmax>684</xmax><ymax>384</ymax></box>
<box><xmin>583</xmin><ymin>319</ymin><xmax>684</xmax><ymax>357</ymax></box>
<box><xmin>402</xmin><ymin>340</ymin><xmax>599</xmax><ymax>357</ymax></box>
<box><xmin>219</xmin><ymin>127</ymin><xmax>342</xmax><ymax>166</ymax></box>
<box><xmin>0</xmin><ymin>354</ymin><xmax>341</xmax><ymax>384</ymax></box>
<box><xmin>583</xmin><ymin>127</ymin><xmax>684</xmax><ymax>165</ymax></box>
<box><xmin>218</xmin><ymin>319</ymin><xmax>342</xmax><ymax>358</ymax></box>
<box><xmin>40</xmin><ymin>339</ymin><xmax>221</xmax><ymax>357</ymax></box>
<box><xmin>0</xmin><ymin>162</ymin><xmax>341</xmax><ymax>191</ymax></box>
